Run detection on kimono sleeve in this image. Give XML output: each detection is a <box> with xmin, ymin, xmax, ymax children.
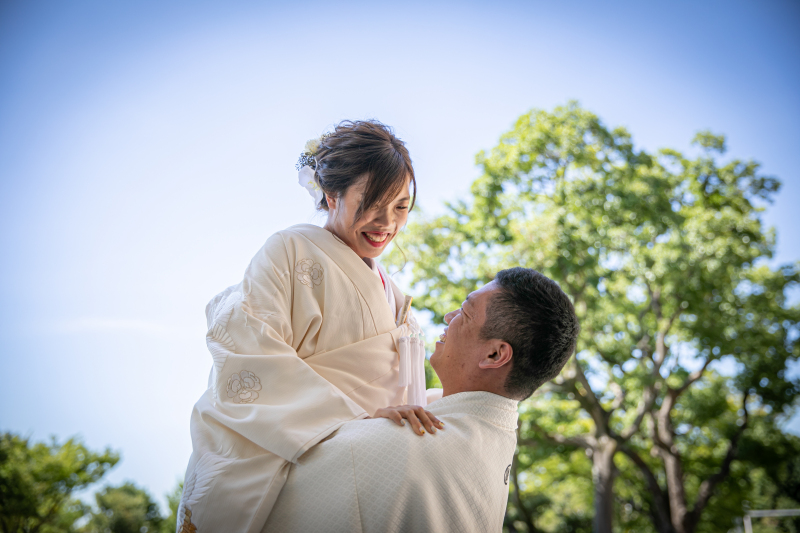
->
<box><xmin>201</xmin><ymin>232</ymin><xmax>368</xmax><ymax>463</ymax></box>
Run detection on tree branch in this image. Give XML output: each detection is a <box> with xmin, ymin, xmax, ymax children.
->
<box><xmin>610</xmin><ymin>381</ymin><xmax>626</xmax><ymax>411</ymax></box>
<box><xmin>648</xmin><ymin>411</ymin><xmax>666</xmax><ymax>451</ymax></box>
<box><xmin>654</xmin><ymin>332</ymin><xmax>668</xmax><ymax>373</ymax></box>
<box><xmin>523</xmin><ymin>420</ymin><xmax>592</xmax><ymax>449</ymax></box>
<box><xmin>650</xmin><ymin>286</ymin><xmax>663</xmax><ymax>321</ymax></box>
<box><xmin>644</xmin><ymin>285</ymin><xmax>682</xmax><ymax>375</ymax></box>
<box><xmin>619</xmin><ymin>445</ymin><xmax>675</xmax><ymax>533</ymax></box>
<box><xmin>572</xmin><ymin>357</ymin><xmax>610</xmax><ymax>435</ymax></box>
<box><xmin>684</xmin><ymin>393</ymin><xmax>749</xmax><ymax>532</ymax></box>
<box><xmin>655</xmin><ymin>389</ymin><xmax>679</xmax><ymax>454</ymax></box>
<box><xmin>512</xmin><ymin>424</ymin><xmax>540</xmax><ymax>533</ymax></box>
<box><xmin>654</xmin><ymin>307</ymin><xmax>681</xmax><ymax>369</ymax></box>
<box><xmin>675</xmin><ymin>357</ymin><xmax>712</xmax><ymax>397</ymax></box>
<box><xmin>620</xmin><ymin>380</ymin><xmax>662</xmax><ymax>440</ymax></box>
<box><xmin>664</xmin><ymin>307</ymin><xmax>682</xmax><ymax>337</ymax></box>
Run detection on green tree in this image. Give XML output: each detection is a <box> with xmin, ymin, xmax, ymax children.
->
<box><xmin>387</xmin><ymin>102</ymin><xmax>800</xmax><ymax>533</ymax></box>
<box><xmin>80</xmin><ymin>483</ymin><xmax>163</xmax><ymax>533</ymax></box>
<box><xmin>0</xmin><ymin>432</ymin><xmax>119</xmax><ymax>533</ymax></box>
<box><xmin>161</xmin><ymin>481</ymin><xmax>182</xmax><ymax>533</ymax></box>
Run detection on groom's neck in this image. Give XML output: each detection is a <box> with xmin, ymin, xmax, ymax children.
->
<box><xmin>441</xmin><ymin>379</ymin><xmax>511</xmax><ymax>399</ymax></box>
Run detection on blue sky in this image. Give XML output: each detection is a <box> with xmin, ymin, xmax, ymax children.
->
<box><xmin>1</xmin><ymin>0</ymin><xmax>798</xmax><ymax>508</ymax></box>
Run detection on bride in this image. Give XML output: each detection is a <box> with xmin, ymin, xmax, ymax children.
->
<box><xmin>178</xmin><ymin>120</ymin><xmax>440</xmax><ymax>533</ymax></box>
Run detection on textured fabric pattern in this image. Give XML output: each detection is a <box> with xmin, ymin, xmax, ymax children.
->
<box><xmin>264</xmin><ymin>391</ymin><xmax>519</xmax><ymax>533</ymax></box>
<box><xmin>262</xmin><ymin>434</ymin><xmax>364</xmax><ymax>533</ymax></box>
<box><xmin>178</xmin><ymin>451</ymin><xmax>233</xmax><ymax>527</ymax></box>
<box><xmin>205</xmin><ymin>289</ymin><xmax>239</xmax><ymax>399</ymax></box>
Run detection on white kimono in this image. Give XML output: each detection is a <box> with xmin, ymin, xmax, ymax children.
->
<box><xmin>178</xmin><ymin>224</ymin><xmax>427</xmax><ymax>533</ymax></box>
<box><xmin>263</xmin><ymin>391</ymin><xmax>519</xmax><ymax>533</ymax></box>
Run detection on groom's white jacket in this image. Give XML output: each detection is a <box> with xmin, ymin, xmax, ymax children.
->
<box><xmin>263</xmin><ymin>391</ymin><xmax>519</xmax><ymax>533</ymax></box>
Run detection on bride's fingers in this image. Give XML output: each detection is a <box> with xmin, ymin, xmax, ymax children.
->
<box><xmin>375</xmin><ymin>408</ymin><xmax>405</xmax><ymax>426</ymax></box>
<box><xmin>426</xmin><ymin>411</ymin><xmax>445</xmax><ymax>430</ymax></box>
<box><xmin>403</xmin><ymin>410</ymin><xmax>425</xmax><ymax>435</ymax></box>
<box><xmin>413</xmin><ymin>407</ymin><xmax>438</xmax><ymax>434</ymax></box>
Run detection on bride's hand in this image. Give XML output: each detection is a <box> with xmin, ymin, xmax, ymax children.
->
<box><xmin>372</xmin><ymin>405</ymin><xmax>445</xmax><ymax>436</ymax></box>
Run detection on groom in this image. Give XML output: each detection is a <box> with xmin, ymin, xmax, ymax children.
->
<box><xmin>263</xmin><ymin>267</ymin><xmax>580</xmax><ymax>533</ymax></box>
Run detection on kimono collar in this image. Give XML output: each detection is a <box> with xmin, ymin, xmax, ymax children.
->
<box><xmin>285</xmin><ymin>224</ymin><xmax>398</xmax><ymax>335</ymax></box>
<box><xmin>427</xmin><ymin>391</ymin><xmax>520</xmax><ymax>432</ymax></box>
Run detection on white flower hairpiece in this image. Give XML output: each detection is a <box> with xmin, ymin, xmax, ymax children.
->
<box><xmin>298</xmin><ymin>165</ymin><xmax>324</xmax><ymax>206</ymax></box>
<box><xmin>296</xmin><ymin>135</ymin><xmax>327</xmax><ymax>207</ymax></box>
<box><xmin>304</xmin><ymin>137</ymin><xmax>321</xmax><ymax>155</ymax></box>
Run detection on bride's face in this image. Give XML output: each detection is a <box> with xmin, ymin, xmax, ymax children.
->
<box><xmin>324</xmin><ymin>174</ymin><xmax>411</xmax><ymax>259</ymax></box>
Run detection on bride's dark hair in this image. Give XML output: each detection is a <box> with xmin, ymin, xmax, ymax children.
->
<box><xmin>312</xmin><ymin>120</ymin><xmax>416</xmax><ymax>222</ymax></box>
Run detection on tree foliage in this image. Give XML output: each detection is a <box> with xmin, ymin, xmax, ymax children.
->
<box><xmin>0</xmin><ymin>432</ymin><xmax>119</xmax><ymax>533</ymax></box>
<box><xmin>161</xmin><ymin>482</ymin><xmax>182</xmax><ymax>533</ymax></box>
<box><xmin>80</xmin><ymin>482</ymin><xmax>163</xmax><ymax>533</ymax></box>
<box><xmin>387</xmin><ymin>102</ymin><xmax>800</xmax><ymax>533</ymax></box>
<box><xmin>0</xmin><ymin>432</ymin><xmax>183</xmax><ymax>533</ymax></box>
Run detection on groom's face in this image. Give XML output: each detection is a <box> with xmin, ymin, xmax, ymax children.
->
<box><xmin>430</xmin><ymin>281</ymin><xmax>500</xmax><ymax>380</ymax></box>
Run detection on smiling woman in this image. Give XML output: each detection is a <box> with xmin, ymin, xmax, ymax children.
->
<box><xmin>179</xmin><ymin>120</ymin><xmax>432</xmax><ymax>533</ymax></box>
<box><xmin>324</xmin><ymin>173</ymin><xmax>412</xmax><ymax>257</ymax></box>
<box><xmin>313</xmin><ymin>120</ymin><xmax>416</xmax><ymax>260</ymax></box>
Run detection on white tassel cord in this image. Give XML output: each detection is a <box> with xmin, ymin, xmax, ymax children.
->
<box><xmin>417</xmin><ymin>337</ymin><xmax>427</xmax><ymax>407</ymax></box>
<box><xmin>406</xmin><ymin>336</ymin><xmax>427</xmax><ymax>407</ymax></box>
<box><xmin>398</xmin><ymin>337</ymin><xmax>411</xmax><ymax>387</ymax></box>
<box><xmin>397</xmin><ymin>308</ymin><xmax>427</xmax><ymax>407</ymax></box>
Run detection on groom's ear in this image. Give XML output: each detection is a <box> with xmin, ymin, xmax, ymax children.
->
<box><xmin>478</xmin><ymin>340</ymin><xmax>513</xmax><ymax>370</ymax></box>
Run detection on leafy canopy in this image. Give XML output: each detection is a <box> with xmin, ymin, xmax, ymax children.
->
<box><xmin>387</xmin><ymin>102</ymin><xmax>799</xmax><ymax>533</ymax></box>
<box><xmin>0</xmin><ymin>432</ymin><xmax>119</xmax><ymax>533</ymax></box>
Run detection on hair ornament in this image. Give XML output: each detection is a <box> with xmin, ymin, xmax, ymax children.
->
<box><xmin>296</xmin><ymin>134</ymin><xmax>329</xmax><ymax>207</ymax></box>
<box><xmin>304</xmin><ymin>137</ymin><xmax>322</xmax><ymax>157</ymax></box>
<box><xmin>298</xmin><ymin>165</ymin><xmax>323</xmax><ymax>205</ymax></box>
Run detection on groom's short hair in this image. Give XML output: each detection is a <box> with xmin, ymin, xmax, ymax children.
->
<box><xmin>481</xmin><ymin>267</ymin><xmax>579</xmax><ymax>400</ymax></box>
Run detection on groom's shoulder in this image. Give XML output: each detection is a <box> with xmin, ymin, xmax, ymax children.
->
<box><xmin>341</xmin><ymin>417</ymin><xmax>409</xmax><ymax>443</ymax></box>
<box><xmin>340</xmin><ymin>417</ymin><xmax>435</xmax><ymax>456</ymax></box>
<box><xmin>342</xmin><ymin>412</ymin><xmax>473</xmax><ymax>459</ymax></box>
